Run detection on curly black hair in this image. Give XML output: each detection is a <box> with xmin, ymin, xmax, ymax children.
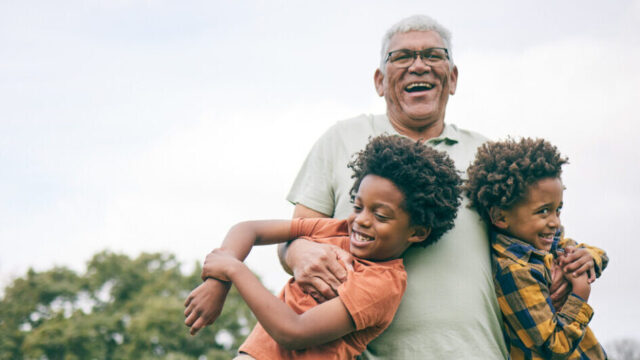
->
<box><xmin>348</xmin><ymin>134</ymin><xmax>462</xmax><ymax>246</ymax></box>
<box><xmin>464</xmin><ymin>137</ymin><xmax>568</xmax><ymax>225</ymax></box>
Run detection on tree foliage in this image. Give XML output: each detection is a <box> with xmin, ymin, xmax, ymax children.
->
<box><xmin>0</xmin><ymin>251</ymin><xmax>256</xmax><ymax>359</ymax></box>
<box><xmin>607</xmin><ymin>338</ymin><xmax>640</xmax><ymax>360</ymax></box>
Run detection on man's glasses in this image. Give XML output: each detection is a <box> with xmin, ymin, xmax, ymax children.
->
<box><xmin>385</xmin><ymin>48</ymin><xmax>449</xmax><ymax>68</ymax></box>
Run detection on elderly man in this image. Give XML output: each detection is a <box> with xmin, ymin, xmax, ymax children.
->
<box><xmin>185</xmin><ymin>14</ymin><xmax>512</xmax><ymax>359</ymax></box>
<box><xmin>281</xmin><ymin>15</ymin><xmax>509</xmax><ymax>359</ymax></box>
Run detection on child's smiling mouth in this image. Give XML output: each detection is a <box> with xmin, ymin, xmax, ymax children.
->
<box><xmin>351</xmin><ymin>230</ymin><xmax>375</xmax><ymax>246</ymax></box>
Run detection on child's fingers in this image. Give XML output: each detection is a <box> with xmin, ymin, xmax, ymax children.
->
<box><xmin>550</xmin><ymin>279</ymin><xmax>570</xmax><ymax>300</ymax></box>
<box><xmin>570</xmin><ymin>262</ymin><xmax>593</xmax><ymax>278</ymax></box>
<box><xmin>189</xmin><ymin>317</ymin><xmax>205</xmax><ymax>336</ymax></box>
<box><xmin>184</xmin><ymin>308</ymin><xmax>200</xmax><ymax>328</ymax></box>
<box><xmin>564</xmin><ymin>257</ymin><xmax>594</xmax><ymax>274</ymax></box>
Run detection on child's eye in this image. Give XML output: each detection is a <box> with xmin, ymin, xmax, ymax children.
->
<box><xmin>353</xmin><ymin>204</ymin><xmax>362</xmax><ymax>212</ymax></box>
<box><xmin>539</xmin><ymin>208</ymin><xmax>549</xmax><ymax>215</ymax></box>
<box><xmin>374</xmin><ymin>213</ymin><xmax>390</xmax><ymax>221</ymax></box>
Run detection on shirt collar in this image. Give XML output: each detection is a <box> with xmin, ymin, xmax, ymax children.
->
<box><xmin>427</xmin><ymin>123</ymin><xmax>459</xmax><ymax>146</ymax></box>
<box><xmin>491</xmin><ymin>230</ymin><xmax>561</xmax><ymax>265</ymax></box>
<box><xmin>376</xmin><ymin>115</ymin><xmax>460</xmax><ymax>145</ymax></box>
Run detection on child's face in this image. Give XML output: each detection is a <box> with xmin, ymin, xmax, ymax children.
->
<box><xmin>499</xmin><ymin>177</ymin><xmax>564</xmax><ymax>251</ymax></box>
<box><xmin>346</xmin><ymin>174</ymin><xmax>427</xmax><ymax>261</ymax></box>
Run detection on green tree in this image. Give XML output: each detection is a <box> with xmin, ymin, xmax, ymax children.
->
<box><xmin>0</xmin><ymin>251</ymin><xmax>256</xmax><ymax>359</ymax></box>
<box><xmin>607</xmin><ymin>338</ymin><xmax>640</xmax><ymax>360</ymax></box>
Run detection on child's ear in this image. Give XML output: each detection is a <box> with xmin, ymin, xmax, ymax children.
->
<box><xmin>489</xmin><ymin>207</ymin><xmax>508</xmax><ymax>230</ymax></box>
<box><xmin>408</xmin><ymin>226</ymin><xmax>431</xmax><ymax>244</ymax></box>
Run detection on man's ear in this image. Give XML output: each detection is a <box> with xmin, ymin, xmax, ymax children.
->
<box><xmin>374</xmin><ymin>69</ymin><xmax>385</xmax><ymax>96</ymax></box>
<box><xmin>408</xmin><ymin>226</ymin><xmax>431</xmax><ymax>244</ymax></box>
<box><xmin>489</xmin><ymin>207</ymin><xmax>508</xmax><ymax>229</ymax></box>
<box><xmin>448</xmin><ymin>65</ymin><xmax>459</xmax><ymax>95</ymax></box>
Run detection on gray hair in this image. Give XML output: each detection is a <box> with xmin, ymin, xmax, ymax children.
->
<box><xmin>379</xmin><ymin>15</ymin><xmax>454</xmax><ymax>73</ymax></box>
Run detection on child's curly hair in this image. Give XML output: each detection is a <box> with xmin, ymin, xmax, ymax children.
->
<box><xmin>464</xmin><ymin>137</ymin><xmax>568</xmax><ymax>224</ymax></box>
<box><xmin>348</xmin><ymin>134</ymin><xmax>462</xmax><ymax>246</ymax></box>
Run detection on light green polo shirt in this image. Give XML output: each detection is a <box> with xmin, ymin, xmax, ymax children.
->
<box><xmin>287</xmin><ymin>114</ymin><xmax>508</xmax><ymax>359</ymax></box>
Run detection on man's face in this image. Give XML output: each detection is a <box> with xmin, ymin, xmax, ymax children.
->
<box><xmin>374</xmin><ymin>30</ymin><xmax>458</xmax><ymax>133</ymax></box>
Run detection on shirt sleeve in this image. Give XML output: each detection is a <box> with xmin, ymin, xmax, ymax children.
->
<box><xmin>286</xmin><ymin>125</ymin><xmax>340</xmax><ymax>217</ymax></box>
<box><xmin>289</xmin><ymin>218</ymin><xmax>349</xmax><ymax>242</ymax></box>
<box><xmin>337</xmin><ymin>264</ymin><xmax>407</xmax><ymax>331</ymax></box>
<box><xmin>557</xmin><ymin>236</ymin><xmax>609</xmax><ymax>278</ymax></box>
<box><xmin>494</xmin><ymin>259</ymin><xmax>594</xmax><ymax>358</ymax></box>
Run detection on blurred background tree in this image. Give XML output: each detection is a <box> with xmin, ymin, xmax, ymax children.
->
<box><xmin>607</xmin><ymin>338</ymin><xmax>640</xmax><ymax>360</ymax></box>
<box><xmin>0</xmin><ymin>251</ymin><xmax>256</xmax><ymax>359</ymax></box>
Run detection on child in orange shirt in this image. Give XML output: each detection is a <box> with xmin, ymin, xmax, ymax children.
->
<box><xmin>184</xmin><ymin>134</ymin><xmax>462</xmax><ymax>359</ymax></box>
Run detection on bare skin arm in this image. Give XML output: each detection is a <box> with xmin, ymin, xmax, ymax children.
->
<box><xmin>184</xmin><ymin>219</ymin><xmax>353</xmax><ymax>336</ymax></box>
<box><xmin>203</xmin><ymin>249</ymin><xmax>356</xmax><ymax>349</ymax></box>
<box><xmin>185</xmin><ymin>220</ymin><xmax>292</xmax><ymax>335</ymax></box>
<box><xmin>277</xmin><ymin>204</ymin><xmax>354</xmax><ymax>303</ymax></box>
<box><xmin>276</xmin><ymin>204</ymin><xmax>330</xmax><ymax>274</ymax></box>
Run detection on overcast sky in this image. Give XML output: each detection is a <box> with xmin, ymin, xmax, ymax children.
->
<box><xmin>1</xmin><ymin>0</ymin><xmax>639</xmax><ymax>345</ymax></box>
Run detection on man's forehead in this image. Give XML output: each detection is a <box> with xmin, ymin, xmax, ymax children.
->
<box><xmin>388</xmin><ymin>30</ymin><xmax>445</xmax><ymax>49</ymax></box>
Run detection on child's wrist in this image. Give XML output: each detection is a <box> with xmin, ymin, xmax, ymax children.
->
<box><xmin>570</xmin><ymin>277</ymin><xmax>591</xmax><ymax>300</ymax></box>
<box><xmin>225</xmin><ymin>258</ymin><xmax>246</xmax><ymax>281</ymax></box>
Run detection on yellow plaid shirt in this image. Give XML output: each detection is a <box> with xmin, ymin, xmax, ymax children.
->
<box><xmin>491</xmin><ymin>231</ymin><xmax>608</xmax><ymax>359</ymax></box>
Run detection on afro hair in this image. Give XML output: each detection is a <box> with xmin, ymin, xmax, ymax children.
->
<box><xmin>464</xmin><ymin>137</ymin><xmax>568</xmax><ymax>225</ymax></box>
<box><xmin>348</xmin><ymin>134</ymin><xmax>462</xmax><ymax>246</ymax></box>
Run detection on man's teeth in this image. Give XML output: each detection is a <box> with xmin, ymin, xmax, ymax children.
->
<box><xmin>354</xmin><ymin>232</ymin><xmax>374</xmax><ymax>242</ymax></box>
<box><xmin>405</xmin><ymin>82</ymin><xmax>434</xmax><ymax>91</ymax></box>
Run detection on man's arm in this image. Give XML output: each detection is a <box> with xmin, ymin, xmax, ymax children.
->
<box><xmin>277</xmin><ymin>204</ymin><xmax>353</xmax><ymax>303</ymax></box>
<box><xmin>276</xmin><ymin>204</ymin><xmax>330</xmax><ymax>274</ymax></box>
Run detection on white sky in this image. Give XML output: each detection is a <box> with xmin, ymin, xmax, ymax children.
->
<box><xmin>1</xmin><ymin>0</ymin><xmax>639</xmax><ymax>346</ymax></box>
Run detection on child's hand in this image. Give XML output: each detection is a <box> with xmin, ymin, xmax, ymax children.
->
<box><xmin>563</xmin><ymin>265</ymin><xmax>591</xmax><ymax>301</ymax></box>
<box><xmin>550</xmin><ymin>260</ymin><xmax>571</xmax><ymax>311</ymax></box>
<box><xmin>184</xmin><ymin>279</ymin><xmax>231</xmax><ymax>335</ymax></box>
<box><xmin>201</xmin><ymin>248</ymin><xmax>241</xmax><ymax>282</ymax></box>
<box><xmin>557</xmin><ymin>246</ymin><xmax>596</xmax><ymax>283</ymax></box>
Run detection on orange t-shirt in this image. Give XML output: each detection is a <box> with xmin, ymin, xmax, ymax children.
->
<box><xmin>238</xmin><ymin>218</ymin><xmax>407</xmax><ymax>360</ymax></box>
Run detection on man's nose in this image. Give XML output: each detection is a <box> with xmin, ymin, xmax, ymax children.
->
<box><xmin>408</xmin><ymin>54</ymin><xmax>432</xmax><ymax>73</ymax></box>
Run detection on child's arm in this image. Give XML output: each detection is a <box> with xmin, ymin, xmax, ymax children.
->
<box><xmin>184</xmin><ymin>220</ymin><xmax>293</xmax><ymax>335</ymax></box>
<box><xmin>204</xmin><ymin>248</ymin><xmax>357</xmax><ymax>349</ymax></box>
<box><xmin>495</xmin><ymin>262</ymin><xmax>595</xmax><ymax>358</ymax></box>
<box><xmin>185</xmin><ymin>220</ymin><xmax>357</xmax><ymax>347</ymax></box>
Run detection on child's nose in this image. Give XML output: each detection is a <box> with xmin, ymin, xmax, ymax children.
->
<box><xmin>355</xmin><ymin>212</ymin><xmax>372</xmax><ymax>227</ymax></box>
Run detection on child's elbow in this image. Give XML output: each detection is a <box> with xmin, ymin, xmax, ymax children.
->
<box><xmin>271</xmin><ymin>328</ymin><xmax>314</xmax><ymax>350</ymax></box>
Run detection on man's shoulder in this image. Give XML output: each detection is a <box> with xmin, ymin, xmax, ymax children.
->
<box><xmin>330</xmin><ymin>113</ymin><xmax>384</xmax><ymax>134</ymax></box>
<box><xmin>315</xmin><ymin>114</ymin><xmax>388</xmax><ymax>153</ymax></box>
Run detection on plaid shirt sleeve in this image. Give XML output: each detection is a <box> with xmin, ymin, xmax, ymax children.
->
<box><xmin>494</xmin><ymin>254</ymin><xmax>594</xmax><ymax>359</ymax></box>
<box><xmin>557</xmin><ymin>236</ymin><xmax>609</xmax><ymax>278</ymax></box>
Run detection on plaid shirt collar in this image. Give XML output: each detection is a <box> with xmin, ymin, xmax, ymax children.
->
<box><xmin>491</xmin><ymin>230</ymin><xmax>562</xmax><ymax>266</ymax></box>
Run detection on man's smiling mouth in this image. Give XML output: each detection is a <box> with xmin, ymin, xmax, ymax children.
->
<box><xmin>405</xmin><ymin>82</ymin><xmax>434</xmax><ymax>92</ymax></box>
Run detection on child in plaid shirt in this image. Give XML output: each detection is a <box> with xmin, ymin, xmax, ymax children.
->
<box><xmin>465</xmin><ymin>138</ymin><xmax>608</xmax><ymax>360</ymax></box>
